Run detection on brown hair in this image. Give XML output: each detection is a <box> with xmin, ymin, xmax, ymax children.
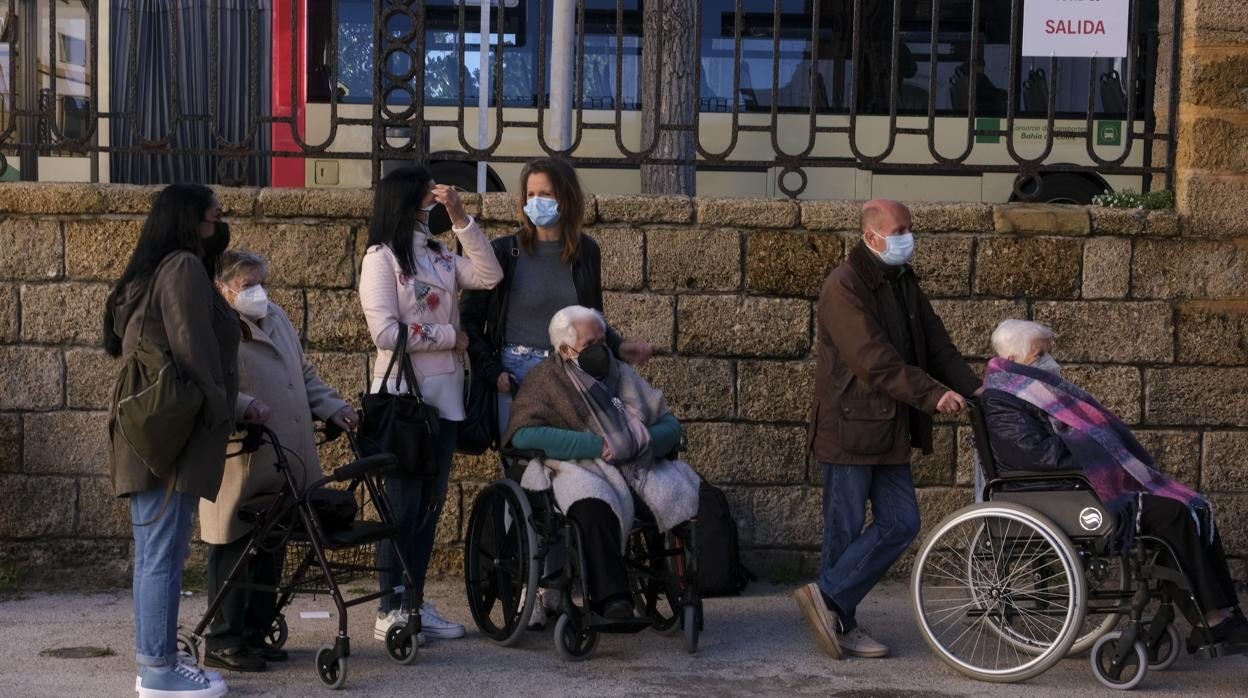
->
<box><xmin>516</xmin><ymin>157</ymin><xmax>584</xmax><ymax>263</ymax></box>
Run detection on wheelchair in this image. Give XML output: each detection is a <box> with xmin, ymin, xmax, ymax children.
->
<box><xmin>178</xmin><ymin>424</ymin><xmax>420</xmax><ymax>689</ymax></box>
<box><xmin>910</xmin><ymin>402</ymin><xmax>1246</xmax><ymax>690</ymax></box>
<box><xmin>462</xmin><ymin>447</ymin><xmax>703</xmax><ymax>661</ymax></box>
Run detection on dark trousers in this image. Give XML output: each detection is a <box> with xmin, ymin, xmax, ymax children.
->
<box><xmin>377</xmin><ymin>419</ymin><xmax>459</xmax><ymax>612</ymax></box>
<box><xmin>1139</xmin><ymin>495</ymin><xmax>1239</xmax><ymax>622</ymax></box>
<box><xmin>817</xmin><ymin>463</ymin><xmax>921</xmax><ymax>633</ymax></box>
<box><xmin>205</xmin><ymin>535</ymin><xmax>279</xmax><ymax>652</ymax></box>
<box><xmin>566</xmin><ymin>498</ymin><xmax>630</xmax><ymax>609</ymax></box>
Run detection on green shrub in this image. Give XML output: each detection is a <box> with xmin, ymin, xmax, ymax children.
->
<box><xmin>1092</xmin><ymin>189</ymin><xmax>1175</xmax><ymax>210</ymax></box>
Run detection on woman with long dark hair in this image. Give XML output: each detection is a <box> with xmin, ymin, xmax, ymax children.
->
<box><xmin>359</xmin><ymin>166</ymin><xmax>503</xmax><ymax>643</ymax></box>
<box><xmin>105</xmin><ymin>183</ymin><xmax>241</xmax><ymax>698</ymax></box>
<box><xmin>461</xmin><ymin>157</ymin><xmax>654</xmax><ymax>454</ymax></box>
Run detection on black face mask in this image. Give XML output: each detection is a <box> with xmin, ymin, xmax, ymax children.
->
<box><xmin>575</xmin><ymin>343</ymin><xmax>612</xmax><ymax>380</ymax></box>
<box><xmin>203</xmin><ymin>221</ymin><xmax>231</xmax><ymax>258</ymax></box>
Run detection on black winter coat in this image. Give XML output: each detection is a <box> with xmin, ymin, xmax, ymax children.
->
<box><xmin>981</xmin><ymin>389</ymin><xmax>1080</xmax><ymax>474</ymax></box>
<box><xmin>460</xmin><ymin>234</ymin><xmax>622</xmax><ymax>384</ymax></box>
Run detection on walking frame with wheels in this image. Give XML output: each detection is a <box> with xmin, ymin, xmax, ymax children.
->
<box><xmin>177</xmin><ymin>423</ymin><xmax>421</xmax><ymax>689</ymax></box>
<box><xmin>910</xmin><ymin>401</ymin><xmax>1247</xmax><ymax>690</ymax></box>
<box><xmin>463</xmin><ymin>446</ymin><xmax>703</xmax><ymax>661</ymax></box>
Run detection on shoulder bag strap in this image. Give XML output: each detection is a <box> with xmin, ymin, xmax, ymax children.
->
<box><xmin>376</xmin><ymin>323</ymin><xmax>407</xmax><ymax>394</ymax></box>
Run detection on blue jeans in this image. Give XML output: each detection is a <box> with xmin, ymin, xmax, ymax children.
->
<box><xmin>816</xmin><ymin>463</ymin><xmax>921</xmax><ymax>633</ymax></box>
<box><xmin>378</xmin><ymin>418</ymin><xmax>459</xmax><ymax>612</ymax></box>
<box><xmin>495</xmin><ymin>345</ymin><xmax>548</xmax><ymax>440</ymax></box>
<box><xmin>130</xmin><ymin>488</ymin><xmax>199</xmax><ymax>668</ymax></box>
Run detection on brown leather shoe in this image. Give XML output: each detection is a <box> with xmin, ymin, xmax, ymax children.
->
<box><xmin>839</xmin><ymin>625</ymin><xmax>889</xmax><ymax>658</ymax></box>
<box><xmin>793</xmin><ymin>582</ymin><xmax>842</xmax><ymax>659</ymax></box>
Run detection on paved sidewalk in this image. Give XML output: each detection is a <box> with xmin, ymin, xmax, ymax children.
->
<box><xmin>2</xmin><ymin>580</ymin><xmax>1244</xmax><ymax>697</ymax></box>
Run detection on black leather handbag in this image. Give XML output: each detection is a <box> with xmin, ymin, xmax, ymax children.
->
<box><xmin>455</xmin><ymin>363</ymin><xmax>497</xmax><ymax>455</ymax></box>
<box><xmin>358</xmin><ymin>324</ymin><xmax>441</xmax><ymax>479</ymax></box>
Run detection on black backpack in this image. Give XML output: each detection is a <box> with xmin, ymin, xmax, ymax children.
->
<box><xmin>694</xmin><ymin>481</ymin><xmax>755</xmax><ymax>596</ymax></box>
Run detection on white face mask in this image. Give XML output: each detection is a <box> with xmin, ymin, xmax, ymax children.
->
<box><xmin>1031</xmin><ymin>353</ymin><xmax>1062</xmax><ymax>376</ymax></box>
<box><xmin>232</xmin><ymin>284</ymin><xmax>269</xmax><ymax>321</ymax></box>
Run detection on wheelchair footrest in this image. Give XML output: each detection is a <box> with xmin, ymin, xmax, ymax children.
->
<box><xmin>587</xmin><ymin>613</ymin><xmax>654</xmax><ymax>634</ymax></box>
<box><xmin>1193</xmin><ymin>641</ymin><xmax>1248</xmax><ymax>660</ymax></box>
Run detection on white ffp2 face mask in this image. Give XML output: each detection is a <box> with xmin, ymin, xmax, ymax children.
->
<box><xmin>232</xmin><ymin>285</ymin><xmax>269</xmax><ymax>320</ymax></box>
<box><xmin>1031</xmin><ymin>353</ymin><xmax>1062</xmax><ymax>376</ymax></box>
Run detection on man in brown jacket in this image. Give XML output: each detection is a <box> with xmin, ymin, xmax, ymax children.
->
<box><xmin>795</xmin><ymin>199</ymin><xmax>979</xmax><ymax>660</ymax></box>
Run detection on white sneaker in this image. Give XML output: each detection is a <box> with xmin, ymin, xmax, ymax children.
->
<box><xmin>419</xmin><ymin>602</ymin><xmax>466</xmax><ymax>640</ymax></box>
<box><xmin>373</xmin><ymin>609</ymin><xmax>426</xmax><ymax>646</ymax></box>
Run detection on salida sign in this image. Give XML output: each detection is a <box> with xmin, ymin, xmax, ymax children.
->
<box><xmin>1022</xmin><ymin>0</ymin><xmax>1129</xmax><ymax>58</ymax></box>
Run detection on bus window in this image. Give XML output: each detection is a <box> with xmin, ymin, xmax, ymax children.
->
<box><xmin>40</xmin><ymin>1</ymin><xmax>93</xmax><ymax>143</ymax></box>
<box><xmin>577</xmin><ymin>1</ymin><xmax>641</xmax><ymax>110</ymax></box>
<box><xmin>699</xmin><ymin>0</ymin><xmax>831</xmax><ymax>113</ymax></box>
<box><xmin>310</xmin><ymin>0</ymin><xmax>532</xmax><ymax>107</ymax></box>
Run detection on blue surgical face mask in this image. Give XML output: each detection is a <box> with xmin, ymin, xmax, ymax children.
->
<box><xmin>524</xmin><ymin>196</ymin><xmax>560</xmax><ymax>228</ymax></box>
<box><xmin>872</xmin><ymin>230</ymin><xmax>915</xmax><ymax>266</ymax></box>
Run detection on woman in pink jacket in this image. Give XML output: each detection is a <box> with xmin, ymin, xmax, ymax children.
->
<box><xmin>359</xmin><ymin>167</ymin><xmax>503</xmax><ymax>644</ymax></box>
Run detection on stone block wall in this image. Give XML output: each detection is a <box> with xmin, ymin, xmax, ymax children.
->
<box><xmin>2</xmin><ymin>184</ymin><xmax>1246</xmax><ymax>588</ymax></box>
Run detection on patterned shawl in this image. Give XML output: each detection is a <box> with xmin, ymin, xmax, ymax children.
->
<box><xmin>983</xmin><ymin>357</ymin><xmax>1213</xmax><ymax>544</ymax></box>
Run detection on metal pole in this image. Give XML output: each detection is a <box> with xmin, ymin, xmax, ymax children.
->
<box><xmin>477</xmin><ymin>0</ymin><xmax>492</xmax><ymax>192</ymax></box>
<box><xmin>550</xmin><ymin>0</ymin><xmax>575</xmax><ymax>151</ymax></box>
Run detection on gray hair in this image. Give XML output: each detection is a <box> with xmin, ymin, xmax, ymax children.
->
<box><xmin>548</xmin><ymin>305</ymin><xmax>606</xmax><ymax>350</ymax></box>
<box><xmin>991</xmin><ymin>319</ymin><xmax>1055</xmax><ymax>359</ymax></box>
<box><xmin>218</xmin><ymin>248</ymin><xmax>270</xmax><ymax>285</ymax></box>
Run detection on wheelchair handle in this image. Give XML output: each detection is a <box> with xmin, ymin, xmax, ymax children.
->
<box><xmin>330</xmin><ymin>453</ymin><xmax>396</xmax><ymax>483</ymax></box>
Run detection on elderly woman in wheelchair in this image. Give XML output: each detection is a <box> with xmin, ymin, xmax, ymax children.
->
<box><xmin>911</xmin><ymin>319</ymin><xmax>1246</xmax><ymax>690</ymax></box>
<box><xmin>463</xmin><ymin>305</ymin><xmax>702</xmax><ymax>659</ymax></box>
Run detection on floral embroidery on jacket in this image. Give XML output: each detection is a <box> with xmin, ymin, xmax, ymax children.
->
<box><xmin>410</xmin><ymin>323</ymin><xmax>438</xmax><ymax>343</ymax></box>
<box><xmin>412</xmin><ymin>284</ymin><xmax>441</xmax><ymax>316</ymax></box>
<box><xmin>433</xmin><ymin>251</ymin><xmax>456</xmax><ymax>274</ymax></box>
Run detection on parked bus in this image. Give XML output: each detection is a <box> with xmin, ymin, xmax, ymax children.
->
<box><xmin>1</xmin><ymin>1</ymin><xmax>1170</xmax><ymax>204</ymax></box>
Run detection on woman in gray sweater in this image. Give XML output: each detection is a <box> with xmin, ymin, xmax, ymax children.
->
<box><xmin>461</xmin><ymin>158</ymin><xmax>654</xmax><ymax>441</ymax></box>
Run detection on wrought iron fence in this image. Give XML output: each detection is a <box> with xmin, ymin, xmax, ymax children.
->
<box><xmin>0</xmin><ymin>0</ymin><xmax>1179</xmax><ymax>199</ymax></box>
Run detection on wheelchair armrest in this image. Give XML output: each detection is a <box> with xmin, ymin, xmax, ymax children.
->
<box><xmin>501</xmin><ymin>447</ymin><xmax>546</xmax><ymax>461</ymax></box>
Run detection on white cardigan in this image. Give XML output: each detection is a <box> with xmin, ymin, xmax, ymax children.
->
<box><xmin>359</xmin><ymin>217</ymin><xmax>503</xmax><ymax>420</ymax></box>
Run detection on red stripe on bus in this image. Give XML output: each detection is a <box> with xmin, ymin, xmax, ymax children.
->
<box><xmin>271</xmin><ymin>0</ymin><xmax>305</xmax><ymax>187</ymax></box>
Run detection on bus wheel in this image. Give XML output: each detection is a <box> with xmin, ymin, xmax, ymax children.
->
<box><xmin>428</xmin><ymin>160</ymin><xmax>506</xmax><ymax>234</ymax></box>
<box><xmin>1028</xmin><ymin>174</ymin><xmax>1107</xmax><ymax>205</ymax></box>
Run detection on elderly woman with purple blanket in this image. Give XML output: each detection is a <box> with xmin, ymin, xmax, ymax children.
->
<box><xmin>981</xmin><ymin>319</ymin><xmax>1248</xmax><ymax>653</ymax></box>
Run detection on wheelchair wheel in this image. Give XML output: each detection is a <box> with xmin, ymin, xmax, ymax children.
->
<box><xmin>554</xmin><ymin>613</ymin><xmax>599</xmax><ymax>662</ymax></box>
<box><xmin>628</xmin><ymin>529</ymin><xmax>680</xmax><ymax>636</ymax></box>
<box><xmin>968</xmin><ymin>526</ymin><xmax>1119</xmax><ymax>657</ymax></box>
<box><xmin>1070</xmin><ymin>554</ymin><xmax>1126</xmax><ymax>655</ymax></box>
<box><xmin>1146</xmin><ymin>622</ymin><xmax>1181</xmax><ymax>672</ymax></box>
<box><xmin>315</xmin><ymin>646</ymin><xmax>348</xmax><ymax>690</ymax></box>
<box><xmin>464</xmin><ymin>479</ymin><xmax>540</xmax><ymax>647</ymax></box>
<box><xmin>1090</xmin><ymin>630</ymin><xmax>1148</xmax><ymax>690</ymax></box>
<box><xmin>385</xmin><ymin>624</ymin><xmax>418</xmax><ymax>665</ymax></box>
<box><xmin>264</xmin><ymin>614</ymin><xmax>289</xmax><ymax>650</ymax></box>
<box><xmin>681</xmin><ymin>603</ymin><xmax>701</xmax><ymax>654</ymax></box>
<box><xmin>554</xmin><ymin>518</ymin><xmax>599</xmax><ymax>661</ymax></box>
<box><xmin>912</xmin><ymin>503</ymin><xmax>1087</xmax><ymax>683</ymax></box>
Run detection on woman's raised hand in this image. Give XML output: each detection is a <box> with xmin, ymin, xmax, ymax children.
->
<box><xmin>432</xmin><ymin>184</ymin><xmax>470</xmax><ymax>229</ymax></box>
